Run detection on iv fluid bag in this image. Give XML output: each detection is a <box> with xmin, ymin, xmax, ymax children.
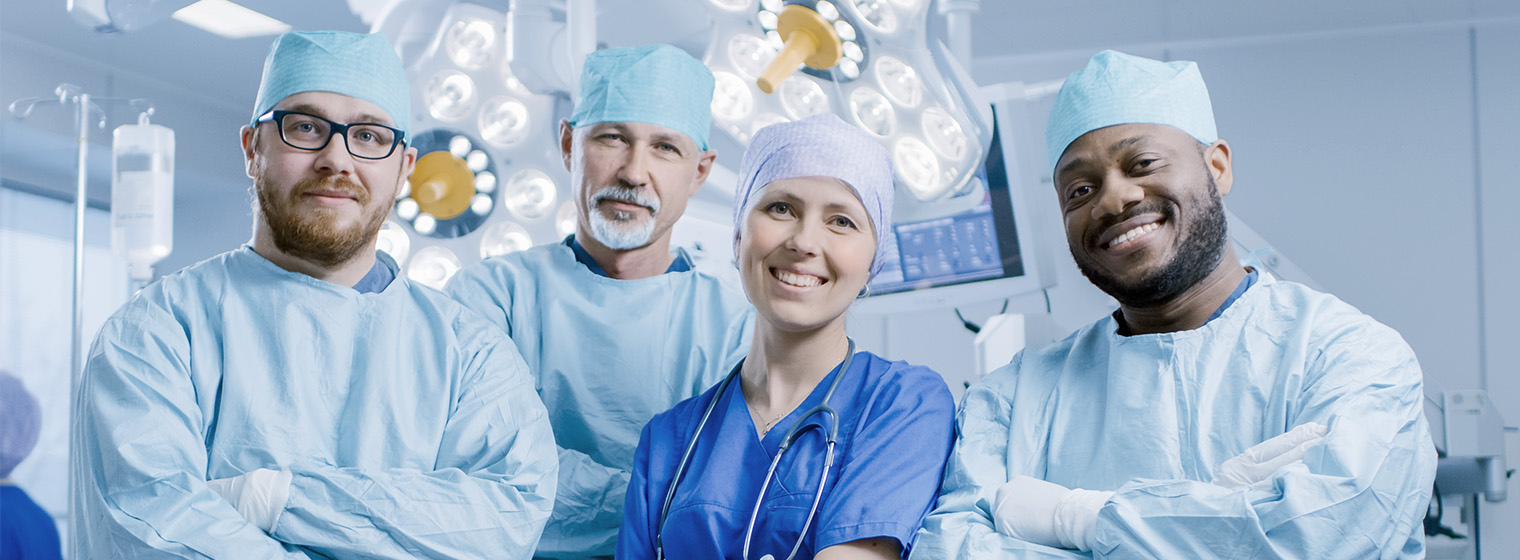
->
<box><xmin>112</xmin><ymin>121</ymin><xmax>175</xmax><ymax>281</ymax></box>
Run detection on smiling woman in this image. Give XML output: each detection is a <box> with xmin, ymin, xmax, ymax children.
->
<box><xmin>618</xmin><ymin>114</ymin><xmax>956</xmax><ymax>560</ymax></box>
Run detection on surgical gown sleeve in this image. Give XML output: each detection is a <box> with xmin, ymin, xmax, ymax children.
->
<box><xmin>909</xmin><ymin>374</ymin><xmax>1091</xmax><ymax>560</ymax></box>
<box><xmin>615</xmin><ymin>420</ymin><xmax>660</xmax><ymax>560</ymax></box>
<box><xmin>72</xmin><ymin>303</ymin><xmax>319</xmax><ymax>559</ymax></box>
<box><xmin>1087</xmin><ymin>316</ymin><xmax>1435</xmax><ymax>558</ymax></box>
<box><xmin>446</xmin><ymin>260</ymin><xmax>633</xmax><ymax>558</ymax></box>
<box><xmin>266</xmin><ymin>311</ymin><xmax>559</xmax><ymax>559</ymax></box>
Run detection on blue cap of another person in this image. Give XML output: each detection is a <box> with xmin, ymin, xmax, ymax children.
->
<box><xmin>569</xmin><ymin>45</ymin><xmax>715</xmax><ymax>151</ymax></box>
<box><xmin>1045</xmin><ymin>50</ymin><xmax>1217</xmax><ymax>173</ymax></box>
<box><xmin>733</xmin><ymin>114</ymin><xmax>894</xmax><ymax>281</ymax></box>
<box><xmin>250</xmin><ymin>31</ymin><xmax>411</xmax><ymax>136</ymax></box>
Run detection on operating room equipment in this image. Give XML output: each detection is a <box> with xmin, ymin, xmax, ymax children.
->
<box><xmin>111</xmin><ymin>111</ymin><xmax>175</xmax><ymax>286</ymax></box>
<box><xmin>345</xmin><ymin>0</ymin><xmax>993</xmax><ymax>292</ymax></box>
<box><xmin>656</xmin><ymin>340</ymin><xmax>855</xmax><ymax>560</ymax></box>
<box><xmin>1422</xmin><ymin>389</ymin><xmax>1514</xmax><ymax>559</ymax></box>
<box><xmin>7</xmin><ymin>85</ymin><xmax>165</xmax><ymax>390</ymax></box>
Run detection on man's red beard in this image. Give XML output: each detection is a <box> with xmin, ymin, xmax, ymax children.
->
<box><xmin>255</xmin><ymin>174</ymin><xmax>387</xmax><ymax>268</ymax></box>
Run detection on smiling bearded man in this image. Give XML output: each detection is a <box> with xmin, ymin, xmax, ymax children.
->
<box><xmin>70</xmin><ymin>30</ymin><xmax>557</xmax><ymax>559</ymax></box>
<box><xmin>911</xmin><ymin>50</ymin><xmax>1436</xmax><ymax>560</ymax></box>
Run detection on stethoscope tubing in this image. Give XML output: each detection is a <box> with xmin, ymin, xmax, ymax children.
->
<box><xmin>656</xmin><ymin>339</ymin><xmax>856</xmax><ymax>560</ymax></box>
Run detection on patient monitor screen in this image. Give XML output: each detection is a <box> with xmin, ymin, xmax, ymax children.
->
<box><xmin>866</xmin><ymin>111</ymin><xmax>1027</xmax><ymax>296</ymax></box>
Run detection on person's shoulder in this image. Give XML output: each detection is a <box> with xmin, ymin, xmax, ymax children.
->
<box><xmin>104</xmin><ymin>249</ymin><xmax>244</xmax><ymax>326</ymax></box>
<box><xmin>1254</xmin><ymin>279</ymin><xmax>1406</xmax><ymax>342</ymax></box>
<box><xmin>647</xmin><ymin>378</ymin><xmax>728</xmax><ymax>439</ymax></box>
<box><xmin>977</xmin><ymin>317</ymin><xmax>1101</xmax><ymax>390</ymax></box>
<box><xmin>854</xmin><ymin>352</ymin><xmax>954</xmax><ymax>406</ymax></box>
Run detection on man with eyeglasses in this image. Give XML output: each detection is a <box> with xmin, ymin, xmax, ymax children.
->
<box><xmin>70</xmin><ymin>31</ymin><xmax>558</xmax><ymax>559</ymax></box>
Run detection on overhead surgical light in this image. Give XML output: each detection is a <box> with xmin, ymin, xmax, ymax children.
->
<box><xmin>406</xmin><ymin>245</ymin><xmax>461</xmax><ymax>289</ymax></box>
<box><xmin>874</xmin><ymin>55</ymin><xmax>922</xmax><ymax>107</ymax></box>
<box><xmin>780</xmin><ymin>76</ymin><xmax>830</xmax><ymax>119</ymax></box>
<box><xmin>698</xmin><ymin>0</ymin><xmax>993</xmax><ymax>203</ymax></box>
<box><xmin>893</xmin><ymin>136</ymin><xmax>940</xmax><ymax>199</ymax></box>
<box><xmin>425</xmin><ymin>71</ymin><xmax>478</xmax><ymax>122</ymax></box>
<box><xmin>377</xmin><ymin>1</ymin><xmax>571</xmax><ymax>273</ymax></box>
<box><xmin>395</xmin><ymin>129</ymin><xmax>497</xmax><ymax>238</ymax></box>
<box><xmin>478</xmin><ymin>97</ymin><xmax>531</xmax><ymax>147</ymax></box>
<box><xmin>444</xmin><ymin>17</ymin><xmax>498</xmax><ymax>70</ymax></box>
<box><xmin>849</xmin><ymin>0</ymin><xmax>897</xmax><ymax>32</ymax></box>
<box><xmin>728</xmin><ymin>35</ymin><xmax>778</xmax><ymax>80</ymax></box>
<box><xmin>502</xmin><ymin>169</ymin><xmax>557</xmax><ymax>220</ymax></box>
<box><xmin>377</xmin><ymin>220</ymin><xmax>412</xmax><ymax>265</ymax></box>
<box><xmin>479</xmin><ymin>222</ymin><xmax>534</xmax><ymax>259</ymax></box>
<box><xmin>711</xmin><ymin>71</ymin><xmax>756</xmax><ymax>122</ymax></box>
<box><xmin>848</xmin><ymin>86</ymin><xmax>895</xmax><ymax>136</ymax></box>
<box><xmin>556</xmin><ymin>202</ymin><xmax>578</xmax><ymax>238</ymax></box>
<box><xmin>921</xmin><ymin>105</ymin><xmax>968</xmax><ymax>161</ymax></box>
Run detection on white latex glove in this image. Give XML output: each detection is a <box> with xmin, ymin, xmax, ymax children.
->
<box><xmin>1212</xmin><ymin>422</ymin><xmax>1328</xmax><ymax>491</ymax></box>
<box><xmin>993</xmin><ymin>475</ymin><xmax>1114</xmax><ymax>551</ymax></box>
<box><xmin>206</xmin><ymin>468</ymin><xmax>292</xmax><ymax>532</ymax></box>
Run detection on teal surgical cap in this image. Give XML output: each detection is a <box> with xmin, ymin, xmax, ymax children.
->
<box><xmin>569</xmin><ymin>44</ymin><xmax>715</xmax><ymax>151</ymax></box>
<box><xmin>734</xmin><ymin>114</ymin><xmax>894</xmax><ymax>280</ymax></box>
<box><xmin>1045</xmin><ymin>50</ymin><xmax>1217</xmax><ymax>173</ymax></box>
<box><xmin>251</xmin><ymin>31</ymin><xmax>411</xmax><ymax>136</ymax></box>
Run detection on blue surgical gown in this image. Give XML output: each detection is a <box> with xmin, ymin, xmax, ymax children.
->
<box><xmin>447</xmin><ymin>238</ymin><xmax>754</xmax><ymax>558</ymax></box>
<box><xmin>71</xmin><ymin>247</ymin><xmax>559</xmax><ymax>559</ymax></box>
<box><xmin>911</xmin><ymin>276</ymin><xmax>1437</xmax><ymax>559</ymax></box>
<box><xmin>618</xmin><ymin>351</ymin><xmax>956</xmax><ymax>559</ymax></box>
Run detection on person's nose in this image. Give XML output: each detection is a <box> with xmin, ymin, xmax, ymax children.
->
<box><xmin>784</xmin><ymin>219</ymin><xmax>823</xmax><ymax>258</ymax></box>
<box><xmin>616</xmin><ymin>147</ymin><xmax>651</xmax><ymax>188</ymax></box>
<box><xmin>1090</xmin><ymin>171</ymin><xmax>1144</xmax><ymax>221</ymax></box>
<box><xmin>312</xmin><ymin>130</ymin><xmax>357</xmax><ymax>177</ymax></box>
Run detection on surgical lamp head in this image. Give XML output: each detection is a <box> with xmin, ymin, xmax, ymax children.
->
<box><xmin>733</xmin><ymin>113</ymin><xmax>894</xmax><ymax>281</ymax></box>
<box><xmin>251</xmin><ymin>31</ymin><xmax>412</xmax><ymax>137</ymax></box>
<box><xmin>1046</xmin><ymin>50</ymin><xmax>1218</xmax><ymax>173</ymax></box>
<box><xmin>569</xmin><ymin>44</ymin><xmax>716</xmax><ymax>151</ymax></box>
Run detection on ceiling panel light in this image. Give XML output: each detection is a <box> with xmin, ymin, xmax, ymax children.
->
<box><xmin>172</xmin><ymin>0</ymin><xmax>291</xmax><ymax>39</ymax></box>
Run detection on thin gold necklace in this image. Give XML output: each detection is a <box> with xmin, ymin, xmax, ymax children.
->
<box><xmin>750</xmin><ymin>391</ymin><xmax>809</xmax><ymax>437</ymax></box>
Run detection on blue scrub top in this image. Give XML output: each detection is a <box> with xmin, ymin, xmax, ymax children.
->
<box><xmin>350</xmin><ymin>254</ymin><xmax>395</xmax><ymax>293</ymax></box>
<box><xmin>619</xmin><ymin>351</ymin><xmax>955</xmax><ymax>559</ymax></box>
<box><xmin>566</xmin><ymin>235</ymin><xmax>692</xmax><ymax>277</ymax></box>
<box><xmin>2</xmin><ymin>485</ymin><xmax>63</xmax><ymax>560</ymax></box>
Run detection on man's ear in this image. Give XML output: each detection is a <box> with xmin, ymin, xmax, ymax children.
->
<box><xmin>559</xmin><ymin>120</ymin><xmax>575</xmax><ymax>172</ymax></box>
<box><xmin>1205</xmin><ymin>139</ymin><xmax>1233</xmax><ymax>196</ymax></box>
<box><xmin>689</xmin><ymin>149</ymin><xmax>717</xmax><ymax>197</ymax></box>
<box><xmin>241</xmin><ymin>126</ymin><xmax>259</xmax><ymax>179</ymax></box>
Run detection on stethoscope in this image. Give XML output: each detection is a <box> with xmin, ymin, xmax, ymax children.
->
<box><xmin>655</xmin><ymin>339</ymin><xmax>855</xmax><ymax>560</ymax></box>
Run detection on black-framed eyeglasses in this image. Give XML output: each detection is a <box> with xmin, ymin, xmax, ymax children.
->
<box><xmin>254</xmin><ymin>110</ymin><xmax>407</xmax><ymax>160</ymax></box>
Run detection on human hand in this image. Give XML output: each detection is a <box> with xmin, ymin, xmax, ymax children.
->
<box><xmin>993</xmin><ymin>475</ymin><xmax>1113</xmax><ymax>551</ymax></box>
<box><xmin>1212</xmin><ymin>422</ymin><xmax>1328</xmax><ymax>491</ymax></box>
<box><xmin>206</xmin><ymin>468</ymin><xmax>292</xmax><ymax>532</ymax></box>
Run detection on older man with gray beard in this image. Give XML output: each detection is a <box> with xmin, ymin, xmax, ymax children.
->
<box><xmin>447</xmin><ymin>44</ymin><xmax>754</xmax><ymax>559</ymax></box>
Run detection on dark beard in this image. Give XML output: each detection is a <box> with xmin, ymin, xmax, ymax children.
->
<box><xmin>255</xmin><ymin>174</ymin><xmax>385</xmax><ymax>268</ymax></box>
<box><xmin>1071</xmin><ymin>174</ymin><xmax>1229</xmax><ymax>308</ymax></box>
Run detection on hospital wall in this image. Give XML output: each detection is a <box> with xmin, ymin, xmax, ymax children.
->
<box><xmin>850</xmin><ymin>20</ymin><xmax>1520</xmax><ymax>560</ymax></box>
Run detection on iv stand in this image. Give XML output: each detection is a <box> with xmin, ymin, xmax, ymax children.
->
<box><xmin>7</xmin><ymin>84</ymin><xmax>154</xmax><ymax>396</ymax></box>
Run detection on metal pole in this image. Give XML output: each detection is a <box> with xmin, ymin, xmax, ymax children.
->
<box><xmin>71</xmin><ymin>92</ymin><xmax>89</xmax><ymax>393</ymax></box>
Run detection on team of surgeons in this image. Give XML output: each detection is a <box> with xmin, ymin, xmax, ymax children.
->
<box><xmin>62</xmin><ymin>28</ymin><xmax>1436</xmax><ymax>559</ymax></box>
